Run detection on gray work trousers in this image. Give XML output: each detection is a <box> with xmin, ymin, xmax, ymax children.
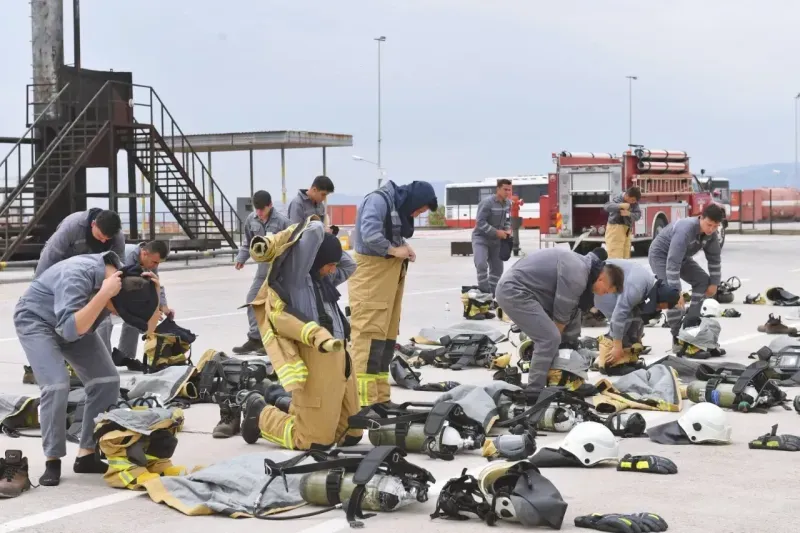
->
<box><xmin>115</xmin><ymin>323</ymin><xmax>142</xmax><ymax>361</ymax></box>
<box><xmin>472</xmin><ymin>239</ymin><xmax>503</xmax><ymax>295</ymax></box>
<box><xmin>495</xmin><ymin>291</ymin><xmax>581</xmax><ymax>395</ymax></box>
<box><xmin>15</xmin><ymin>312</ymin><xmax>120</xmax><ymax>458</ymax></box>
<box><xmin>649</xmin><ymin>257</ymin><xmax>709</xmax><ymax>337</ymax></box>
<box><xmin>246</xmin><ymin>264</ymin><xmax>268</xmax><ymax>341</ymax></box>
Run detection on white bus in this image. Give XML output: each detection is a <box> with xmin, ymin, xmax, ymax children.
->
<box><xmin>444</xmin><ymin>175</ymin><xmax>549</xmax><ymax>228</ymax></box>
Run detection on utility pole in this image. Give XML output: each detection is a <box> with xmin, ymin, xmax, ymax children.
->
<box><xmin>795</xmin><ymin>93</ymin><xmax>800</xmax><ymax>184</ymax></box>
<box><xmin>626</xmin><ymin>75</ymin><xmax>638</xmax><ymax>146</ymax></box>
<box><xmin>73</xmin><ymin>0</ymin><xmax>81</xmax><ymax>68</ymax></box>
<box><xmin>375</xmin><ymin>36</ymin><xmax>386</xmax><ymax>188</ymax></box>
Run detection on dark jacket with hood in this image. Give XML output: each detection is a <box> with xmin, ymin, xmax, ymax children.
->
<box><xmin>353</xmin><ymin>180</ymin><xmax>438</xmax><ymax>257</ymax></box>
<box><xmin>34</xmin><ymin>209</ymin><xmax>126</xmax><ymax>279</ymax></box>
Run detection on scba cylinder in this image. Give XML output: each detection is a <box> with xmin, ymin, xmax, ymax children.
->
<box><xmin>687</xmin><ymin>380</ymin><xmax>758</xmax><ymax>409</ymax></box>
<box><xmin>299</xmin><ymin>471</ymin><xmax>415</xmax><ymax>512</ymax></box>
<box><xmin>368</xmin><ymin>424</ymin><xmax>428</xmax><ymax>453</ymax></box>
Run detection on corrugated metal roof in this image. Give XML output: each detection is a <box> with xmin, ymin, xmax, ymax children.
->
<box><xmin>158</xmin><ymin>130</ymin><xmax>353</xmax><ymax>153</ymax></box>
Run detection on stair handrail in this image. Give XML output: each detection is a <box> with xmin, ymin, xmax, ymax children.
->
<box><xmin>131</xmin><ymin>84</ymin><xmax>242</xmax><ymax>219</ymax></box>
<box><xmin>0</xmin><ymin>81</ymin><xmax>113</xmax><ymax>219</ymax></box>
<box><xmin>0</xmin><ymin>83</ymin><xmax>72</xmax><ymax>170</ymax></box>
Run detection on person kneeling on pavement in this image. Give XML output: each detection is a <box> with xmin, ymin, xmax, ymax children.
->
<box><xmin>14</xmin><ymin>251</ymin><xmax>160</xmax><ymax>486</ymax></box>
<box><xmin>495</xmin><ymin>247</ymin><xmax>624</xmax><ymax>404</ymax></box>
<box><xmin>594</xmin><ymin>259</ymin><xmax>682</xmax><ymax>374</ymax></box>
<box><xmin>240</xmin><ymin>218</ymin><xmax>363</xmax><ymax>450</ymax></box>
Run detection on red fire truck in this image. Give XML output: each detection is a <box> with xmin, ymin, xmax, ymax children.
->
<box><xmin>539</xmin><ymin>149</ymin><xmax>728</xmax><ymax>255</ymax></box>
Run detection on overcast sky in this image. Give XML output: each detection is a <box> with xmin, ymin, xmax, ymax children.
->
<box><xmin>1</xmin><ymin>0</ymin><xmax>799</xmax><ymax>202</ymax></box>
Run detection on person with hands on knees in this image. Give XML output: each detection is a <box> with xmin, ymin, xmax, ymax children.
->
<box><xmin>239</xmin><ymin>218</ymin><xmax>362</xmax><ymax>450</ymax></box>
<box><xmin>233</xmin><ymin>190</ymin><xmax>291</xmax><ymax>355</ymax></box>
<box><xmin>348</xmin><ymin>180</ymin><xmax>438</xmax><ymax>408</ymax></box>
<box><xmin>648</xmin><ymin>203</ymin><xmax>724</xmax><ymax>351</ymax></box>
<box><xmin>472</xmin><ymin>178</ymin><xmax>512</xmax><ymax>298</ymax></box>
<box><xmin>495</xmin><ymin>247</ymin><xmax>624</xmax><ymax>404</ymax></box>
<box><xmin>604</xmin><ymin>186</ymin><xmax>642</xmax><ymax>259</ymax></box>
<box><xmin>13</xmin><ymin>251</ymin><xmax>160</xmax><ymax>487</ymax></box>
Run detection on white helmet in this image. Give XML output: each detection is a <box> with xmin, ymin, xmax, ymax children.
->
<box><xmin>473</xmin><ymin>460</ymin><xmax>523</xmax><ymax>522</ymax></box>
<box><xmin>677</xmin><ymin>403</ymin><xmax>732</xmax><ymax>444</ymax></box>
<box><xmin>700</xmin><ymin>298</ymin><xmax>721</xmax><ymax>318</ymax></box>
<box><xmin>558</xmin><ymin>421</ymin><xmax>619</xmax><ymax>466</ymax></box>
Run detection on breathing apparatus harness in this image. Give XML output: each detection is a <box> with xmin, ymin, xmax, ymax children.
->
<box><xmin>253</xmin><ymin>445</ymin><xmax>435</xmax><ymax>528</ymax></box>
<box><xmin>431</xmin><ymin>468</ymin><xmax>494</xmax><ymax>523</ymax></box>
<box><xmin>348</xmin><ymin>401</ymin><xmax>485</xmax><ymax>460</ymax></box>
<box><xmin>700</xmin><ymin>360</ymin><xmax>788</xmax><ymax>412</ymax></box>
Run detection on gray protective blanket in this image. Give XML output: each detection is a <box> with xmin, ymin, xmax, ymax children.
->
<box><xmin>434</xmin><ymin>381</ymin><xmax>520</xmax><ymax>431</ymax></box>
<box><xmin>416</xmin><ymin>321</ymin><xmax>507</xmax><ymax>344</ymax></box>
<box><xmin>122</xmin><ymin>366</ymin><xmax>195</xmax><ymax>404</ymax></box>
<box><xmin>143</xmin><ymin>452</ymin><xmax>304</xmax><ymax>517</ymax></box>
<box><xmin>609</xmin><ymin>365</ymin><xmax>681</xmax><ymax>406</ymax></box>
<box><xmin>94</xmin><ymin>406</ymin><xmax>178</xmax><ymax>434</ymax></box>
<box><xmin>0</xmin><ymin>393</ymin><xmax>37</xmax><ymax>429</ymax></box>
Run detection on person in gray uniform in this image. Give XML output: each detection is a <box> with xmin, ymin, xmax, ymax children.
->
<box><xmin>472</xmin><ymin>178</ymin><xmax>512</xmax><ymax>297</ymax></box>
<box><xmin>233</xmin><ymin>190</ymin><xmax>291</xmax><ymax>354</ymax></box>
<box><xmin>112</xmin><ymin>241</ymin><xmax>171</xmax><ymax>369</ymax></box>
<box><xmin>603</xmin><ymin>186</ymin><xmax>642</xmax><ymax>259</ymax></box>
<box><xmin>648</xmin><ymin>203</ymin><xmax>724</xmax><ymax>348</ymax></box>
<box><xmin>495</xmin><ymin>247</ymin><xmax>624</xmax><ymax>402</ymax></box>
<box><xmin>594</xmin><ymin>259</ymin><xmax>681</xmax><ymax>367</ymax></box>
<box><xmin>287</xmin><ymin>175</ymin><xmax>334</xmax><ymax>227</ymax></box>
<box><xmin>14</xmin><ymin>252</ymin><xmax>160</xmax><ymax>486</ymax></box>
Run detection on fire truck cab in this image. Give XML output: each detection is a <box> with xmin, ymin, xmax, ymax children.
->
<box><xmin>539</xmin><ymin>149</ymin><xmax>727</xmax><ymax>255</ymax></box>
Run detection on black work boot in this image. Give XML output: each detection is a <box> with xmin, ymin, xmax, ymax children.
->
<box><xmin>232</xmin><ymin>338</ymin><xmax>265</xmax><ymax>355</ymax></box>
<box><xmin>0</xmin><ymin>450</ymin><xmax>32</xmax><ymax>498</ymax></box>
<box><xmin>212</xmin><ymin>402</ymin><xmax>241</xmax><ymax>439</ymax></box>
<box><xmin>240</xmin><ymin>392</ymin><xmax>267</xmax><ymax>444</ymax></box>
<box><xmin>22</xmin><ymin>366</ymin><xmax>36</xmax><ymax>385</ymax></box>
<box><xmin>264</xmin><ymin>384</ymin><xmax>291</xmax><ymax>414</ymax></box>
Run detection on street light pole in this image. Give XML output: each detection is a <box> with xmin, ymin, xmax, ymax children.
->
<box><xmin>794</xmin><ymin>93</ymin><xmax>800</xmax><ymax>184</ymax></box>
<box><xmin>626</xmin><ymin>75</ymin><xmax>638</xmax><ymax>146</ymax></box>
<box><xmin>375</xmin><ymin>36</ymin><xmax>386</xmax><ymax>188</ymax></box>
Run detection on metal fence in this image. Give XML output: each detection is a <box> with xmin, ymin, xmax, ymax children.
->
<box><xmin>727</xmin><ymin>189</ymin><xmax>800</xmax><ymax>235</ymax></box>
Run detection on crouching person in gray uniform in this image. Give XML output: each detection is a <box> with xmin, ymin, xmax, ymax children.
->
<box><xmin>648</xmin><ymin>204</ymin><xmax>724</xmax><ymax>349</ymax></box>
<box><xmin>495</xmin><ymin>248</ymin><xmax>624</xmax><ymax>403</ymax></box>
<box><xmin>113</xmin><ymin>241</ymin><xmax>171</xmax><ymax>370</ymax></box>
<box><xmin>472</xmin><ymin>178</ymin><xmax>512</xmax><ymax>297</ymax></box>
<box><xmin>233</xmin><ymin>190</ymin><xmax>291</xmax><ymax>354</ymax></box>
<box><xmin>14</xmin><ymin>251</ymin><xmax>160</xmax><ymax>487</ymax></box>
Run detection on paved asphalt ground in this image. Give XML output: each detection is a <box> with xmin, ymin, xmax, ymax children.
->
<box><xmin>1</xmin><ymin>229</ymin><xmax>799</xmax><ymax>533</ymax></box>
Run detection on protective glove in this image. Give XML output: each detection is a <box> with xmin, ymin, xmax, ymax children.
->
<box><xmin>626</xmin><ymin>513</ymin><xmax>668</xmax><ymax>532</ymax></box>
<box><xmin>749</xmin><ymin>424</ymin><xmax>800</xmax><ymax>451</ymax></box>
<box><xmin>574</xmin><ymin>513</ymin><xmax>642</xmax><ymax>533</ymax></box>
<box><xmin>721</xmin><ymin>308</ymin><xmax>741</xmax><ymax>318</ymax></box>
<box><xmin>617</xmin><ymin>454</ymin><xmax>678</xmax><ymax>475</ymax></box>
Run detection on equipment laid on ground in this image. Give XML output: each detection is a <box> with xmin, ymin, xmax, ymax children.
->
<box><xmin>141</xmin><ymin>318</ymin><xmax>198</xmax><ymax>374</ymax></box>
<box><xmin>757</xmin><ymin>314</ymin><xmax>798</xmax><ymax>335</ymax></box>
<box><xmin>686</xmin><ymin>360</ymin><xmax>787</xmax><ymax>411</ymax></box>
<box><xmin>481</xmin><ymin>431</ymin><xmax>536</xmax><ymax>461</ymax></box>
<box><xmin>750</xmin><ymin>340</ymin><xmax>800</xmax><ymax>380</ymax></box>
<box><xmin>389</xmin><ymin>355</ymin><xmax>459</xmax><ymax>392</ymax></box>
<box><xmin>431</xmin><ymin>460</ymin><xmax>568</xmax><ymax>528</ymax></box>
<box><xmin>714</xmin><ymin>276</ymin><xmax>741</xmax><ymax>304</ymax></box>
<box><xmin>575</xmin><ymin>512</ymin><xmax>669</xmax><ymax>532</ymax></box>
<box><xmin>650</xmin><ymin>402</ymin><xmax>732</xmax><ymax>445</ymax></box>
<box><xmin>675</xmin><ymin>318</ymin><xmax>724</xmax><ymax>359</ymax></box>
<box><xmin>766</xmin><ymin>286</ymin><xmax>800</xmax><ymax>306</ymax></box>
<box><xmin>556</xmin><ymin>422</ymin><xmax>620</xmax><ymax>466</ymax></box>
<box><xmin>744</xmin><ymin>293</ymin><xmax>767</xmax><ymax>305</ymax></box>
<box><xmin>461</xmin><ymin>286</ymin><xmax>495</xmax><ymax>321</ymax></box>
<box><xmin>700</xmin><ymin>299</ymin><xmax>721</xmax><ymax>318</ymax></box>
<box><xmin>748</xmin><ymin>424</ymin><xmax>800</xmax><ymax>452</ymax></box>
<box><xmin>194</xmin><ymin>350</ymin><xmax>275</xmax><ymax>403</ymax></box>
<box><xmin>617</xmin><ymin>454</ymin><xmax>678</xmax><ymax>475</ymax></box>
<box><xmin>0</xmin><ymin>450</ymin><xmax>32</xmax><ymax>498</ymax></box>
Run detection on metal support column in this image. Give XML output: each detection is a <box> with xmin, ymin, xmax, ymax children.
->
<box><xmin>73</xmin><ymin>0</ymin><xmax>81</xmax><ymax>68</ymax></box>
<box><xmin>108</xmin><ymin>126</ymin><xmax>117</xmax><ymax>212</ymax></box>
<box><xmin>322</xmin><ymin>147</ymin><xmax>327</xmax><ymax>175</ymax></box>
<box><xmin>127</xmin><ymin>150</ymin><xmax>138</xmax><ymax>239</ymax></box>
<box><xmin>207</xmin><ymin>152</ymin><xmax>214</xmax><ymax>211</ymax></box>
<box><xmin>149</xmin><ymin>131</ymin><xmax>156</xmax><ymax>240</ymax></box>
<box><xmin>249</xmin><ymin>149</ymin><xmax>254</xmax><ymax>198</ymax></box>
<box><xmin>281</xmin><ymin>147</ymin><xmax>287</xmax><ymax>205</ymax></box>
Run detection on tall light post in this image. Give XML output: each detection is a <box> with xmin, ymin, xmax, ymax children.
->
<box><xmin>352</xmin><ymin>155</ymin><xmax>387</xmax><ymax>188</ymax></box>
<box><xmin>794</xmin><ymin>92</ymin><xmax>800</xmax><ymax>184</ymax></box>
<box><xmin>375</xmin><ymin>36</ymin><xmax>386</xmax><ymax>188</ymax></box>
<box><xmin>626</xmin><ymin>75</ymin><xmax>638</xmax><ymax>146</ymax></box>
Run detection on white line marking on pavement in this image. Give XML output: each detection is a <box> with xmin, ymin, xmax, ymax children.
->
<box><xmin>0</xmin><ymin>492</ymin><xmax>143</xmax><ymax>533</ymax></box>
<box><xmin>719</xmin><ymin>332</ymin><xmax>766</xmax><ymax>346</ymax></box>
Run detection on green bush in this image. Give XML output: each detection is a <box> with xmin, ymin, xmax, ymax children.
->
<box><xmin>428</xmin><ymin>206</ymin><xmax>446</xmax><ymax>227</ymax></box>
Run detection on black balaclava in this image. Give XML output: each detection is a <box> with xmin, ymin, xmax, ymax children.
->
<box><xmin>311</xmin><ymin>233</ymin><xmax>343</xmax><ymax>303</ymax></box>
<box><xmin>111</xmin><ymin>264</ymin><xmax>160</xmax><ymax>332</ymax></box>
<box><xmin>639</xmin><ymin>279</ymin><xmax>681</xmax><ymax>322</ymax></box>
<box><xmin>86</xmin><ymin>208</ymin><xmax>114</xmax><ymax>253</ymax></box>
<box><xmin>393</xmin><ymin>181</ymin><xmax>438</xmax><ymax>239</ymax></box>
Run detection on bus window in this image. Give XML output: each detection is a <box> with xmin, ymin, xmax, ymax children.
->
<box><xmin>446</xmin><ymin>187</ymin><xmax>480</xmax><ymax>206</ymax></box>
<box><xmin>515</xmin><ymin>184</ymin><xmax>548</xmax><ymax>203</ymax></box>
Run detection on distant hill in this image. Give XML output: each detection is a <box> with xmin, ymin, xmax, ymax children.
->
<box><xmin>326</xmin><ymin>180</ymin><xmax>451</xmax><ymax>205</ymax></box>
<box><xmin>713</xmin><ymin>163</ymin><xmax>799</xmax><ymax>190</ymax></box>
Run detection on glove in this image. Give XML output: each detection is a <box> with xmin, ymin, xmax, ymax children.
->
<box><xmin>575</xmin><ymin>514</ymin><xmax>642</xmax><ymax>533</ymax></box>
<box><xmin>617</xmin><ymin>454</ymin><xmax>678</xmax><ymax>475</ymax></box>
<box><xmin>319</xmin><ymin>338</ymin><xmax>344</xmax><ymax>353</ymax></box>
<box><xmin>749</xmin><ymin>424</ymin><xmax>800</xmax><ymax>451</ymax></box>
<box><xmin>627</xmin><ymin>513</ymin><xmax>668</xmax><ymax>532</ymax></box>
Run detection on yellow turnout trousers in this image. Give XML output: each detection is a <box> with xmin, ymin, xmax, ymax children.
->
<box><xmin>348</xmin><ymin>253</ymin><xmax>408</xmax><ymax>406</ymax></box>
<box><xmin>605</xmin><ymin>223</ymin><xmax>632</xmax><ymax>259</ymax></box>
<box><xmin>257</xmin><ymin>346</ymin><xmax>362</xmax><ymax>449</ymax></box>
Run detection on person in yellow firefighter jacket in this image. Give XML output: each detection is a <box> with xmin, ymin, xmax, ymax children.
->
<box><xmin>239</xmin><ymin>216</ymin><xmax>363</xmax><ymax>449</ymax></box>
<box><xmin>348</xmin><ymin>180</ymin><xmax>439</xmax><ymax>408</ymax></box>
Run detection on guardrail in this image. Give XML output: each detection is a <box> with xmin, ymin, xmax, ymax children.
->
<box><xmin>0</xmin><ymin>248</ymin><xmax>237</xmax><ymax>271</ymax></box>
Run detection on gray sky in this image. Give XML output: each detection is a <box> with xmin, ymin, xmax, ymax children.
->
<box><xmin>2</xmin><ymin>0</ymin><xmax>799</xmax><ymax>203</ymax></box>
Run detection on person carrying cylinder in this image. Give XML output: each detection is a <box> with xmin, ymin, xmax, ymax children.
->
<box><xmin>112</xmin><ymin>240</ymin><xmax>171</xmax><ymax>370</ymax></box>
<box><xmin>472</xmin><ymin>178</ymin><xmax>512</xmax><ymax>297</ymax></box>
<box><xmin>593</xmin><ymin>259</ymin><xmax>682</xmax><ymax>371</ymax></box>
<box><xmin>14</xmin><ymin>251</ymin><xmax>160</xmax><ymax>486</ymax></box>
<box><xmin>603</xmin><ymin>187</ymin><xmax>642</xmax><ymax>259</ymax></box>
<box><xmin>495</xmin><ymin>247</ymin><xmax>624</xmax><ymax>404</ymax></box>
<box><xmin>348</xmin><ymin>180</ymin><xmax>439</xmax><ymax>408</ymax></box>
<box><xmin>233</xmin><ymin>190</ymin><xmax>291</xmax><ymax>355</ymax></box>
<box><xmin>239</xmin><ymin>218</ymin><xmax>363</xmax><ymax>450</ymax></box>
<box><xmin>648</xmin><ymin>203</ymin><xmax>724</xmax><ymax>349</ymax></box>
<box><xmin>287</xmin><ymin>175</ymin><xmax>334</xmax><ymax>229</ymax></box>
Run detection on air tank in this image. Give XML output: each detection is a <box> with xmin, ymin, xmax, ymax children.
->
<box><xmin>637</xmin><ymin>161</ymin><xmax>688</xmax><ymax>173</ymax></box>
<box><xmin>299</xmin><ymin>471</ymin><xmax>418</xmax><ymax>511</ymax></box>
<box><xmin>634</xmin><ymin>149</ymin><xmax>689</xmax><ymax>161</ymax></box>
<box><xmin>368</xmin><ymin>424</ymin><xmax>428</xmax><ymax>452</ymax></box>
<box><xmin>687</xmin><ymin>380</ymin><xmax>759</xmax><ymax>410</ymax></box>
